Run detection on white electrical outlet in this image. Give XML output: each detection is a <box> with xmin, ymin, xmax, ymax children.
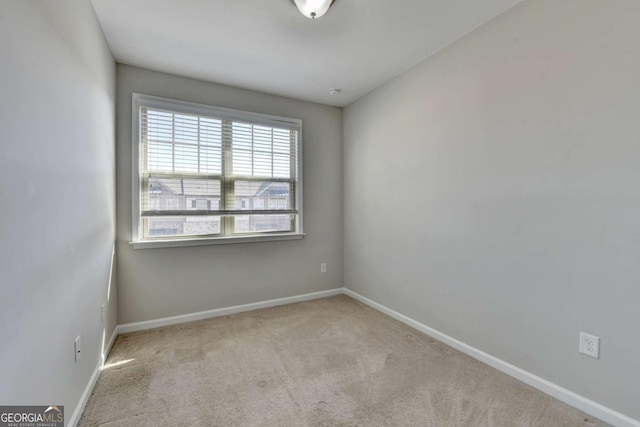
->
<box><xmin>74</xmin><ymin>336</ymin><xmax>81</xmax><ymax>362</ymax></box>
<box><xmin>579</xmin><ymin>332</ymin><xmax>600</xmax><ymax>359</ymax></box>
<box><xmin>320</xmin><ymin>263</ymin><xmax>327</xmax><ymax>273</ymax></box>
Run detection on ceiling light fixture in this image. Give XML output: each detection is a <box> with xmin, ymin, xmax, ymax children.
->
<box><xmin>292</xmin><ymin>0</ymin><xmax>336</xmax><ymax>19</ymax></box>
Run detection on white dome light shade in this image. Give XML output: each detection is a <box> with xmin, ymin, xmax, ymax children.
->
<box><xmin>293</xmin><ymin>0</ymin><xmax>335</xmax><ymax>19</ymax></box>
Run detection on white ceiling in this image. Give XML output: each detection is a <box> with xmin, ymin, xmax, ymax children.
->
<box><xmin>91</xmin><ymin>0</ymin><xmax>522</xmax><ymax>107</ymax></box>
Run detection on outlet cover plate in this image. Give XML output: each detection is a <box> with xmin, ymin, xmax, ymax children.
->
<box><xmin>579</xmin><ymin>332</ymin><xmax>600</xmax><ymax>359</ymax></box>
<box><xmin>74</xmin><ymin>336</ymin><xmax>81</xmax><ymax>362</ymax></box>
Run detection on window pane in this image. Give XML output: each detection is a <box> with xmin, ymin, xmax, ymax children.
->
<box><xmin>174</xmin><ymin>144</ymin><xmax>198</xmax><ymax>173</ymax></box>
<box><xmin>199</xmin><ymin>146</ymin><xmax>222</xmax><ymax>174</ymax></box>
<box><xmin>230</xmin><ymin>123</ymin><xmax>294</xmax><ymax>178</ymax></box>
<box><xmin>143</xmin><ymin>110</ymin><xmax>224</xmax><ymax>174</ymax></box>
<box><xmin>232</xmin><ymin>123</ymin><xmax>252</xmax><ymax>150</ymax></box>
<box><xmin>146</xmin><ymin>216</ymin><xmax>221</xmax><ymax>237</ymax></box>
<box><xmin>273</xmin><ymin>128</ymin><xmax>291</xmax><ymax>154</ymax></box>
<box><xmin>234</xmin><ymin>215</ymin><xmax>292</xmax><ymax>234</ymax></box>
<box><xmin>232</xmin><ymin>149</ymin><xmax>252</xmax><ymax>176</ymax></box>
<box><xmin>273</xmin><ymin>154</ymin><xmax>290</xmax><ymax>178</ymax></box>
<box><xmin>233</xmin><ymin>181</ymin><xmax>291</xmax><ymax>211</ymax></box>
<box><xmin>145</xmin><ymin>110</ymin><xmax>173</xmax><ymax>142</ymax></box>
<box><xmin>147</xmin><ymin>142</ymin><xmax>173</xmax><ymax>172</ymax></box>
<box><xmin>174</xmin><ymin>114</ymin><xmax>199</xmax><ymax>144</ymax></box>
<box><xmin>253</xmin><ymin>125</ymin><xmax>272</xmax><ymax>152</ymax></box>
<box><xmin>253</xmin><ymin>151</ymin><xmax>272</xmax><ymax>176</ymax></box>
<box><xmin>144</xmin><ymin>177</ymin><xmax>220</xmax><ymax>211</ymax></box>
<box><xmin>200</xmin><ymin>118</ymin><xmax>222</xmax><ymax>146</ymax></box>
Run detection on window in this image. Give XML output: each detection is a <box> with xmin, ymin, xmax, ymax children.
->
<box><xmin>131</xmin><ymin>94</ymin><xmax>303</xmax><ymax>248</ymax></box>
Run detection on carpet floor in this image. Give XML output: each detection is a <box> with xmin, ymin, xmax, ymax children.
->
<box><xmin>79</xmin><ymin>295</ymin><xmax>606</xmax><ymax>426</ymax></box>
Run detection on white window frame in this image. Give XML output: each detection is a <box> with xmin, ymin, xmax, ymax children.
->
<box><xmin>130</xmin><ymin>93</ymin><xmax>304</xmax><ymax>249</ymax></box>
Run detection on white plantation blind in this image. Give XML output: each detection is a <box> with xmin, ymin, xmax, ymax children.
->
<box><xmin>133</xmin><ymin>94</ymin><xmax>302</xmax><ymax>241</ymax></box>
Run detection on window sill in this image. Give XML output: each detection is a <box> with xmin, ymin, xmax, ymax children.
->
<box><xmin>130</xmin><ymin>233</ymin><xmax>305</xmax><ymax>249</ymax></box>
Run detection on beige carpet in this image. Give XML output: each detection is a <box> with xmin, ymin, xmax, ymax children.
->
<box><xmin>80</xmin><ymin>295</ymin><xmax>606</xmax><ymax>426</ymax></box>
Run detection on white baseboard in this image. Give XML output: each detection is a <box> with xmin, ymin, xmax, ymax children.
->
<box><xmin>117</xmin><ymin>288</ymin><xmax>344</xmax><ymax>334</ymax></box>
<box><xmin>343</xmin><ymin>288</ymin><xmax>639</xmax><ymax>427</ymax></box>
<box><xmin>68</xmin><ymin>327</ymin><xmax>119</xmax><ymax>427</ymax></box>
<box><xmin>68</xmin><ymin>365</ymin><xmax>100</xmax><ymax>427</ymax></box>
<box><xmin>103</xmin><ymin>327</ymin><xmax>118</xmax><ymax>363</ymax></box>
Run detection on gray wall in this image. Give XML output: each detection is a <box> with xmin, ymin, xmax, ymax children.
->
<box><xmin>344</xmin><ymin>0</ymin><xmax>640</xmax><ymax>420</ymax></box>
<box><xmin>0</xmin><ymin>0</ymin><xmax>117</xmax><ymax>421</ymax></box>
<box><xmin>116</xmin><ymin>65</ymin><xmax>343</xmax><ymax>324</ymax></box>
